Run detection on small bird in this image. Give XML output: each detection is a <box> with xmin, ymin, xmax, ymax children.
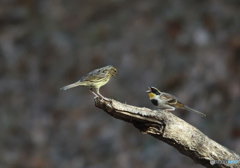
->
<box><xmin>146</xmin><ymin>86</ymin><xmax>206</xmax><ymax>117</ymax></box>
<box><xmin>60</xmin><ymin>65</ymin><xmax>117</xmax><ymax>100</ymax></box>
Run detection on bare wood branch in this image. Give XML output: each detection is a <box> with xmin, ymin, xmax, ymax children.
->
<box><xmin>94</xmin><ymin>97</ymin><xmax>240</xmax><ymax>168</ymax></box>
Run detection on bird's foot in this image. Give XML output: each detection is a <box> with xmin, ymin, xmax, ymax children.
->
<box><xmin>98</xmin><ymin>93</ymin><xmax>111</xmax><ymax>101</ymax></box>
<box><xmin>90</xmin><ymin>89</ymin><xmax>99</xmax><ymax>99</ymax></box>
<box><xmin>102</xmin><ymin>97</ymin><xmax>111</xmax><ymax>101</ymax></box>
<box><xmin>94</xmin><ymin>95</ymin><xmax>99</xmax><ymax>99</ymax></box>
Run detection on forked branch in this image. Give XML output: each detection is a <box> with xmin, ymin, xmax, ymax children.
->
<box><xmin>94</xmin><ymin>97</ymin><xmax>240</xmax><ymax>168</ymax></box>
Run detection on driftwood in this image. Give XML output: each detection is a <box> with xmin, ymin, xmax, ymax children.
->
<box><xmin>94</xmin><ymin>97</ymin><xmax>240</xmax><ymax>168</ymax></box>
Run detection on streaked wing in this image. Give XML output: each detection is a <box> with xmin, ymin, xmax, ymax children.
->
<box><xmin>160</xmin><ymin>92</ymin><xmax>185</xmax><ymax>108</ymax></box>
<box><xmin>160</xmin><ymin>92</ymin><xmax>176</xmax><ymax>102</ymax></box>
<box><xmin>80</xmin><ymin>71</ymin><xmax>106</xmax><ymax>82</ymax></box>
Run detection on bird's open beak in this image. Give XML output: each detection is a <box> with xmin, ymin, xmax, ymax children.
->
<box><xmin>146</xmin><ymin>87</ymin><xmax>151</xmax><ymax>93</ymax></box>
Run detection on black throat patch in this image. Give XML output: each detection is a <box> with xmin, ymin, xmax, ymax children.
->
<box><xmin>151</xmin><ymin>99</ymin><xmax>158</xmax><ymax>106</ymax></box>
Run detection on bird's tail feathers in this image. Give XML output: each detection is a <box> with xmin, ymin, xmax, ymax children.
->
<box><xmin>60</xmin><ymin>82</ymin><xmax>83</xmax><ymax>90</ymax></box>
<box><xmin>184</xmin><ymin>105</ymin><xmax>206</xmax><ymax>117</ymax></box>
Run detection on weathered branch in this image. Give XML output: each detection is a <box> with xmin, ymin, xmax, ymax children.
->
<box><xmin>95</xmin><ymin>97</ymin><xmax>240</xmax><ymax>168</ymax></box>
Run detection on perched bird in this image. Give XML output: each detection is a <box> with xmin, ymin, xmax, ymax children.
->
<box><xmin>60</xmin><ymin>65</ymin><xmax>117</xmax><ymax>100</ymax></box>
<box><xmin>146</xmin><ymin>86</ymin><xmax>206</xmax><ymax>117</ymax></box>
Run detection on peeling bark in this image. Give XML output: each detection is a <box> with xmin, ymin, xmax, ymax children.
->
<box><xmin>95</xmin><ymin>97</ymin><xmax>240</xmax><ymax>168</ymax></box>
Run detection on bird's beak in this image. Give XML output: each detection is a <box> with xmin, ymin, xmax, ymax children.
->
<box><xmin>113</xmin><ymin>71</ymin><xmax>117</xmax><ymax>78</ymax></box>
<box><xmin>146</xmin><ymin>87</ymin><xmax>151</xmax><ymax>93</ymax></box>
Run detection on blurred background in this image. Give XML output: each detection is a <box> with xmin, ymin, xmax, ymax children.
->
<box><xmin>1</xmin><ymin>0</ymin><xmax>240</xmax><ymax>168</ymax></box>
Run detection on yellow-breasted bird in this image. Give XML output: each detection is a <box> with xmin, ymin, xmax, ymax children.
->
<box><xmin>146</xmin><ymin>86</ymin><xmax>206</xmax><ymax>117</ymax></box>
<box><xmin>61</xmin><ymin>65</ymin><xmax>117</xmax><ymax>100</ymax></box>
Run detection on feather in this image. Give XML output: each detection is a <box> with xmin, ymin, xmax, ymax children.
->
<box><xmin>183</xmin><ymin>105</ymin><xmax>206</xmax><ymax>117</ymax></box>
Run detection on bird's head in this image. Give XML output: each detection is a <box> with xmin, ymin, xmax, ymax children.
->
<box><xmin>146</xmin><ymin>86</ymin><xmax>161</xmax><ymax>99</ymax></box>
<box><xmin>108</xmin><ymin>65</ymin><xmax>117</xmax><ymax>78</ymax></box>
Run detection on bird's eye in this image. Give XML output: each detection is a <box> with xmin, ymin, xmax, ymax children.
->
<box><xmin>151</xmin><ymin>87</ymin><xmax>160</xmax><ymax>95</ymax></box>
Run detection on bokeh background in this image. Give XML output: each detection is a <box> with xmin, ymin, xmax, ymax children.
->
<box><xmin>1</xmin><ymin>0</ymin><xmax>240</xmax><ymax>168</ymax></box>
